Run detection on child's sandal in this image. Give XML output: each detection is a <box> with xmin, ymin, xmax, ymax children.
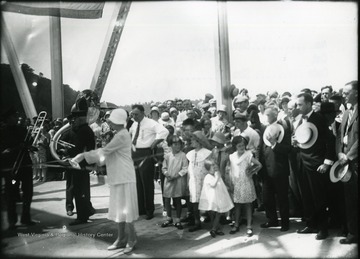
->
<box><xmin>174</xmin><ymin>222</ymin><xmax>183</xmax><ymax>230</ymax></box>
<box><xmin>161</xmin><ymin>219</ymin><xmax>173</xmax><ymax>228</ymax></box>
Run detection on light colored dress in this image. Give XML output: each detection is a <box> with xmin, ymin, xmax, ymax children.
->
<box><xmin>186</xmin><ymin>148</ymin><xmax>212</xmax><ymax>203</ymax></box>
<box><xmin>199</xmin><ymin>171</ymin><xmax>234</xmax><ymax>213</ymax></box>
<box><xmin>229</xmin><ymin>150</ymin><xmax>257</xmax><ymax>203</ymax></box>
<box><xmin>84</xmin><ymin>128</ymin><xmax>139</xmax><ymax>223</ymax></box>
<box><xmin>162</xmin><ymin>151</ymin><xmax>188</xmax><ymax>198</ymax></box>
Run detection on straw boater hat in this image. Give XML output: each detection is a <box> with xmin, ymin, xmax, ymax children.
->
<box><xmin>294</xmin><ymin>122</ymin><xmax>318</xmax><ymax>149</ymax></box>
<box><xmin>329</xmin><ymin>161</ymin><xmax>352</xmax><ymax>183</ymax></box>
<box><xmin>191</xmin><ymin>131</ymin><xmax>211</xmax><ymax>148</ymax></box>
<box><xmin>263</xmin><ymin>123</ymin><xmax>285</xmax><ymax>147</ymax></box>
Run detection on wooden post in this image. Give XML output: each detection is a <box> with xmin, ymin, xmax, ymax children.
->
<box><xmin>214</xmin><ymin>1</ymin><xmax>233</xmax><ymax>122</ymax></box>
<box><xmin>1</xmin><ymin>15</ymin><xmax>37</xmax><ymax>120</ymax></box>
<box><xmin>49</xmin><ymin>15</ymin><xmax>64</xmax><ymax>119</ymax></box>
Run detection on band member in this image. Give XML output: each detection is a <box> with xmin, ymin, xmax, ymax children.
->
<box><xmin>64</xmin><ymin>97</ymin><xmax>96</xmax><ymax>225</ymax></box>
<box><xmin>1</xmin><ymin>107</ymin><xmax>36</xmax><ymax>230</ymax></box>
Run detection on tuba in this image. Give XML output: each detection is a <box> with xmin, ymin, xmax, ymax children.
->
<box><xmin>50</xmin><ymin>89</ymin><xmax>100</xmax><ymax>161</ymax></box>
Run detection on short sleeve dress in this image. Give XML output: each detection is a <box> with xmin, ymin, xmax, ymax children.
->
<box><xmin>229</xmin><ymin>150</ymin><xmax>257</xmax><ymax>203</ymax></box>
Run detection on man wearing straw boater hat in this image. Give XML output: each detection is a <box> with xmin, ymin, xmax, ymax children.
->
<box><xmin>294</xmin><ymin>93</ymin><xmax>336</xmax><ymax>240</ymax></box>
<box><xmin>260</xmin><ymin>106</ymin><xmax>291</xmax><ymax>232</ymax></box>
<box><xmin>336</xmin><ymin>80</ymin><xmax>358</xmax><ymax>244</ymax></box>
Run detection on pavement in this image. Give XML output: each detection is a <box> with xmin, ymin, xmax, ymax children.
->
<box><xmin>1</xmin><ymin>174</ymin><xmax>358</xmax><ymax>258</ymax></box>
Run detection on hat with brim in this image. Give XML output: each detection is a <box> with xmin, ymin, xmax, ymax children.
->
<box><xmin>330</xmin><ymin>161</ymin><xmax>352</xmax><ymax>183</ymax></box>
<box><xmin>229</xmin><ymin>84</ymin><xmax>240</xmax><ymax>98</ymax></box>
<box><xmin>263</xmin><ymin>123</ymin><xmax>285</xmax><ymax>147</ymax></box>
<box><xmin>191</xmin><ymin>131</ymin><xmax>211</xmax><ymax>148</ymax></box>
<box><xmin>108</xmin><ymin>108</ymin><xmax>127</xmax><ymax>125</ymax></box>
<box><xmin>294</xmin><ymin>122</ymin><xmax>318</xmax><ymax>149</ymax></box>
<box><xmin>210</xmin><ymin>132</ymin><xmax>226</xmax><ymax>145</ymax></box>
<box><xmin>217</xmin><ymin>104</ymin><xmax>227</xmax><ymax>113</ymax></box>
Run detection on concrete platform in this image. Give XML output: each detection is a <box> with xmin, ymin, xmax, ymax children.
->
<box><xmin>1</xmin><ymin>175</ymin><xmax>358</xmax><ymax>258</ymax></box>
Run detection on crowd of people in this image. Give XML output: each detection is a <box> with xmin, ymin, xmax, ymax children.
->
<box><xmin>1</xmin><ymin>81</ymin><xmax>358</xmax><ymax>253</ymax></box>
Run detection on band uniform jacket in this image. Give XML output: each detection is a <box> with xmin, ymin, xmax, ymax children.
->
<box><xmin>299</xmin><ymin>112</ymin><xmax>336</xmax><ymax>171</ymax></box>
<box><xmin>262</xmin><ymin>119</ymin><xmax>291</xmax><ymax>178</ymax></box>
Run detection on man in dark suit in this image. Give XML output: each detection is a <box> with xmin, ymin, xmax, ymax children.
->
<box><xmin>260</xmin><ymin>107</ymin><xmax>291</xmax><ymax>231</ymax></box>
<box><xmin>66</xmin><ymin>97</ymin><xmax>96</xmax><ymax>225</ymax></box>
<box><xmin>337</xmin><ymin>80</ymin><xmax>358</xmax><ymax>244</ymax></box>
<box><xmin>294</xmin><ymin>93</ymin><xmax>336</xmax><ymax>240</ymax></box>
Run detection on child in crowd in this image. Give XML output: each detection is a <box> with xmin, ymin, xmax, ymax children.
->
<box><xmin>228</xmin><ymin>135</ymin><xmax>262</xmax><ymax>237</ymax></box>
<box><xmin>199</xmin><ymin>159</ymin><xmax>234</xmax><ymax>237</ymax></box>
<box><xmin>186</xmin><ymin>131</ymin><xmax>212</xmax><ymax>232</ymax></box>
<box><xmin>161</xmin><ymin>135</ymin><xmax>188</xmax><ymax>229</ymax></box>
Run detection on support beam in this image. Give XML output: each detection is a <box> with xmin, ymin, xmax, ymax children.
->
<box><xmin>49</xmin><ymin>15</ymin><xmax>64</xmax><ymax>119</ymax></box>
<box><xmin>214</xmin><ymin>1</ymin><xmax>233</xmax><ymax>122</ymax></box>
<box><xmin>1</xmin><ymin>15</ymin><xmax>37</xmax><ymax>120</ymax></box>
<box><xmin>90</xmin><ymin>2</ymin><xmax>132</xmax><ymax>100</ymax></box>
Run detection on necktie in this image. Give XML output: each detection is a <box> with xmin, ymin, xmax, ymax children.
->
<box><xmin>132</xmin><ymin>122</ymin><xmax>140</xmax><ymax>145</ymax></box>
<box><xmin>297</xmin><ymin>115</ymin><xmax>308</xmax><ymax>128</ymax></box>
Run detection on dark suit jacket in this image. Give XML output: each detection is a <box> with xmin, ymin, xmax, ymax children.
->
<box><xmin>337</xmin><ymin>106</ymin><xmax>358</xmax><ymax>168</ymax></box>
<box><xmin>299</xmin><ymin>111</ymin><xmax>336</xmax><ymax>171</ymax></box>
<box><xmin>262</xmin><ymin>119</ymin><xmax>291</xmax><ymax>178</ymax></box>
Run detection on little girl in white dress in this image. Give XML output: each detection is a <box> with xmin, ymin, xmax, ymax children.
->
<box><xmin>199</xmin><ymin>159</ymin><xmax>234</xmax><ymax>237</ymax></box>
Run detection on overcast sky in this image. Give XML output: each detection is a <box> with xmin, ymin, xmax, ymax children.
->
<box><xmin>1</xmin><ymin>1</ymin><xmax>358</xmax><ymax>106</ymax></box>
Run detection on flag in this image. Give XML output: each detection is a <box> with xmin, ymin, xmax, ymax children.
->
<box><xmin>1</xmin><ymin>2</ymin><xmax>105</xmax><ymax>19</ymax></box>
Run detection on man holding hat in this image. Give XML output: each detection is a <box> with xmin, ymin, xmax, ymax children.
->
<box><xmin>211</xmin><ymin>104</ymin><xmax>228</xmax><ymax>134</ymax></box>
<box><xmin>294</xmin><ymin>93</ymin><xmax>336</xmax><ymax>240</ymax></box>
<box><xmin>337</xmin><ymin>80</ymin><xmax>358</xmax><ymax>244</ymax></box>
<box><xmin>260</xmin><ymin>106</ymin><xmax>291</xmax><ymax>232</ymax></box>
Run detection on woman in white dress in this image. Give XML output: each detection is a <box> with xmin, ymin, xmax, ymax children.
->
<box><xmin>71</xmin><ymin>108</ymin><xmax>138</xmax><ymax>253</ymax></box>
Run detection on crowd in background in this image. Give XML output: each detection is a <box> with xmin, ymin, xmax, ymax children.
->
<box><xmin>1</xmin><ymin>81</ymin><xmax>357</xmax><ymax>245</ymax></box>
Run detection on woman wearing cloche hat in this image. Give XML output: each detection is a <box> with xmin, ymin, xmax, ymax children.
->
<box><xmin>71</xmin><ymin>108</ymin><xmax>139</xmax><ymax>253</ymax></box>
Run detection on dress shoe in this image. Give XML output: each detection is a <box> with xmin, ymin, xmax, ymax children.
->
<box><xmin>260</xmin><ymin>221</ymin><xmax>279</xmax><ymax>228</ymax></box>
<box><xmin>246</xmin><ymin>228</ymin><xmax>253</xmax><ymax>237</ymax></box>
<box><xmin>215</xmin><ymin>230</ymin><xmax>225</xmax><ymax>236</ymax></box>
<box><xmin>21</xmin><ymin>220</ymin><xmax>36</xmax><ymax>226</ymax></box>
<box><xmin>280</xmin><ymin>225</ymin><xmax>289</xmax><ymax>232</ymax></box>
<box><xmin>107</xmin><ymin>243</ymin><xmax>126</xmax><ymax>250</ymax></box>
<box><xmin>188</xmin><ymin>224</ymin><xmax>202</xmax><ymax>232</ymax></box>
<box><xmin>229</xmin><ymin>226</ymin><xmax>240</xmax><ymax>234</ymax></box>
<box><xmin>69</xmin><ymin>219</ymin><xmax>87</xmax><ymax>226</ymax></box>
<box><xmin>145</xmin><ymin>214</ymin><xmax>154</xmax><ymax>220</ymax></box>
<box><xmin>67</xmin><ymin>211</ymin><xmax>74</xmax><ymax>216</ymax></box>
<box><xmin>174</xmin><ymin>222</ymin><xmax>183</xmax><ymax>230</ymax></box>
<box><xmin>340</xmin><ymin>236</ymin><xmax>358</xmax><ymax>244</ymax></box>
<box><xmin>123</xmin><ymin>241</ymin><xmax>137</xmax><ymax>254</ymax></box>
<box><xmin>315</xmin><ymin>230</ymin><xmax>328</xmax><ymax>240</ymax></box>
<box><xmin>210</xmin><ymin>230</ymin><xmax>217</xmax><ymax>238</ymax></box>
<box><xmin>8</xmin><ymin>224</ymin><xmax>17</xmax><ymax>231</ymax></box>
<box><xmin>297</xmin><ymin>227</ymin><xmax>318</xmax><ymax>234</ymax></box>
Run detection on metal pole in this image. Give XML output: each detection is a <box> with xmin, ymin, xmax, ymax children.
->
<box><xmin>49</xmin><ymin>15</ymin><xmax>64</xmax><ymax>119</ymax></box>
<box><xmin>1</xmin><ymin>15</ymin><xmax>37</xmax><ymax>120</ymax></box>
<box><xmin>214</xmin><ymin>1</ymin><xmax>233</xmax><ymax>122</ymax></box>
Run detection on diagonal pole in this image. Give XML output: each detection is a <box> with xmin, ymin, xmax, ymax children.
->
<box><xmin>1</xmin><ymin>15</ymin><xmax>38</xmax><ymax>120</ymax></box>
